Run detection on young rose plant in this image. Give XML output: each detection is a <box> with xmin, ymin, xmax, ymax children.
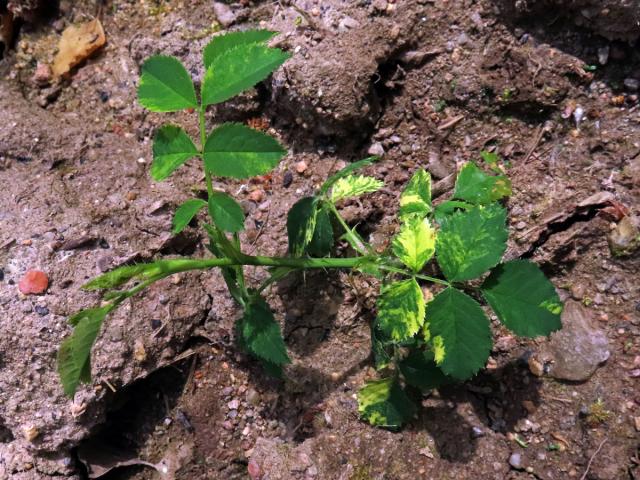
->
<box><xmin>57</xmin><ymin>30</ymin><xmax>563</xmax><ymax>428</ymax></box>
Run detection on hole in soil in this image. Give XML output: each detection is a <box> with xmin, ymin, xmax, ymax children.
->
<box><xmin>76</xmin><ymin>363</ymin><xmax>190</xmax><ymax>478</ymax></box>
<box><xmin>496</xmin><ymin>100</ymin><xmax>556</xmax><ymax>123</ymax></box>
<box><xmin>0</xmin><ymin>420</ymin><xmax>14</xmax><ymax>443</ymax></box>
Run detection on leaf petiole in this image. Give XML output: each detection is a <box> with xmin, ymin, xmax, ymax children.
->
<box><xmin>377</xmin><ymin>264</ymin><xmax>449</xmax><ymax>286</ymax></box>
<box><xmin>327</xmin><ymin>202</ymin><xmax>372</xmax><ymax>256</ymax></box>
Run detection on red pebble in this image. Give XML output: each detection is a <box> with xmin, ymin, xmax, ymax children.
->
<box><xmin>18</xmin><ymin>270</ymin><xmax>49</xmax><ymax>295</ymax></box>
<box><xmin>248</xmin><ymin>459</ymin><xmax>261</xmax><ymax>479</ymax></box>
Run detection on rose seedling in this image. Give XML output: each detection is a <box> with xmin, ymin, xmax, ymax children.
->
<box><xmin>57</xmin><ymin>30</ymin><xmax>563</xmax><ymax>428</ymax></box>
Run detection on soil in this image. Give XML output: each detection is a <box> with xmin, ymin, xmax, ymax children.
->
<box><xmin>0</xmin><ymin>1</ymin><xmax>639</xmax><ymax>479</ymax></box>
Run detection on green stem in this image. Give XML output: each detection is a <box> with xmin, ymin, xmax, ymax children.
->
<box><xmin>199</xmin><ymin>106</ymin><xmax>214</xmax><ymax>198</ymax></box>
<box><xmin>327</xmin><ymin>203</ymin><xmax>371</xmax><ymax>255</ymax></box>
<box><xmin>378</xmin><ymin>264</ymin><xmax>449</xmax><ymax>286</ymax></box>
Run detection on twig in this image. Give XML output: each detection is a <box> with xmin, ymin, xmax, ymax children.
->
<box><xmin>523</xmin><ymin>125</ymin><xmax>544</xmax><ymax>163</ymax></box>
<box><xmin>185</xmin><ymin>354</ymin><xmax>198</xmax><ymax>395</ymax></box>
<box><xmin>103</xmin><ymin>379</ymin><xmax>117</xmax><ymax>393</ymax></box>
<box><xmin>580</xmin><ymin>438</ymin><xmax>607</xmax><ymax>480</ymax></box>
<box><xmin>547</xmin><ymin>395</ymin><xmax>573</xmax><ymax>404</ymax></box>
<box><xmin>437</xmin><ymin>114</ymin><xmax>465</xmax><ymax>131</ymax></box>
<box><xmin>432</xmin><ymin>173</ymin><xmax>456</xmax><ymax>198</ymax></box>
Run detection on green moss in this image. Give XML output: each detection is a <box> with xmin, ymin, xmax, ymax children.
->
<box><xmin>586</xmin><ymin>399</ymin><xmax>612</xmax><ymax>426</ymax></box>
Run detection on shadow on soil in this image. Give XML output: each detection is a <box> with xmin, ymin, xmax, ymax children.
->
<box><xmin>491</xmin><ymin>0</ymin><xmax>640</xmax><ymax>91</ymax></box>
<box><xmin>276</xmin><ymin>269</ymin><xmax>346</xmax><ymax>356</ymax></box>
<box><xmin>412</xmin><ymin>360</ymin><xmax>542</xmax><ymax>463</ymax></box>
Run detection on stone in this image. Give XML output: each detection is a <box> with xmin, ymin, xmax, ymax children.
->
<box><xmin>367</xmin><ymin>142</ymin><xmax>385</xmax><ymax>156</ymax></box>
<box><xmin>18</xmin><ymin>270</ymin><xmax>49</xmax><ymax>295</ymax></box>
<box><xmin>213</xmin><ymin>2</ymin><xmax>236</xmax><ymax>27</ymax></box>
<box><xmin>608</xmin><ymin>216</ymin><xmax>640</xmax><ymax>256</ymax></box>
<box><xmin>32</xmin><ymin>63</ymin><xmax>52</xmax><ymax>86</ymax></box>
<box><xmin>294</xmin><ymin>160</ymin><xmax>308</xmax><ymax>174</ymax></box>
<box><xmin>509</xmin><ymin>452</ymin><xmax>523</xmax><ymax>469</ymax></box>
<box><xmin>544</xmin><ymin>301</ymin><xmax>610</xmax><ymax>381</ymax></box>
<box><xmin>248</xmin><ymin>459</ymin><xmax>261</xmax><ymax>479</ymax></box>
<box><xmin>338</xmin><ymin>16</ymin><xmax>360</xmax><ymax>31</ymax></box>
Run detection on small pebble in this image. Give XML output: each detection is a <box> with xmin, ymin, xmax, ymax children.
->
<box><xmin>213</xmin><ymin>1</ymin><xmax>236</xmax><ymax>27</ymax></box>
<box><xmin>246</xmin><ymin>389</ymin><xmax>261</xmax><ymax>406</ymax></box>
<box><xmin>32</xmin><ymin>63</ymin><xmax>52</xmax><ymax>86</ymax></box>
<box><xmin>248</xmin><ymin>459</ymin><xmax>261</xmax><ymax>479</ymax></box>
<box><xmin>509</xmin><ymin>452</ymin><xmax>523</xmax><ymax>470</ymax></box>
<box><xmin>228</xmin><ymin>399</ymin><xmax>240</xmax><ymax>410</ymax></box>
<box><xmin>248</xmin><ymin>189</ymin><xmax>265</xmax><ymax>203</ymax></box>
<box><xmin>294</xmin><ymin>161</ymin><xmax>308</xmax><ymax>174</ymax></box>
<box><xmin>18</xmin><ymin>270</ymin><xmax>49</xmax><ymax>295</ymax></box>
<box><xmin>22</xmin><ymin>425</ymin><xmax>39</xmax><ymax>442</ymax></box>
<box><xmin>34</xmin><ymin>305</ymin><xmax>49</xmax><ymax>316</ymax></box>
<box><xmin>134</xmin><ymin>340</ymin><xmax>147</xmax><ymax>362</ymax></box>
<box><xmin>528</xmin><ymin>357</ymin><xmax>544</xmax><ymax>377</ymax></box>
<box><xmin>368</xmin><ymin>142</ymin><xmax>385</xmax><ymax>156</ymax></box>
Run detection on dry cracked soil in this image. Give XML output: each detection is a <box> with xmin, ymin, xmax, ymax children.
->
<box><xmin>0</xmin><ymin>0</ymin><xmax>639</xmax><ymax>479</ymax></box>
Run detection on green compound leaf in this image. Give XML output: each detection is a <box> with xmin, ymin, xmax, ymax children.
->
<box><xmin>151</xmin><ymin>125</ymin><xmax>199</xmax><ymax>181</ymax></box>
<box><xmin>357</xmin><ymin>377</ymin><xmax>416</xmax><ymax>429</ymax></box>
<box><xmin>208</xmin><ymin>191</ymin><xmax>245</xmax><ymax>233</ymax></box>
<box><xmin>433</xmin><ymin>200</ymin><xmax>472</xmax><ymax>225</ymax></box>
<box><xmin>137</xmin><ymin>55</ymin><xmax>197</xmax><ymax>112</ymax></box>
<box><xmin>399</xmin><ymin>169</ymin><xmax>432</xmax><ymax>221</ymax></box>
<box><xmin>58</xmin><ymin>305</ymin><xmax>113</xmax><ymax>396</ymax></box>
<box><xmin>392</xmin><ymin>217</ymin><xmax>436</xmax><ymax>272</ymax></box>
<box><xmin>204</xmin><ymin>29</ymin><xmax>276</xmax><ymax>69</ymax></box>
<box><xmin>453</xmin><ymin>162</ymin><xmax>512</xmax><ymax>205</ymax></box>
<box><xmin>330</xmin><ymin>174</ymin><xmax>383</xmax><ymax>203</ymax></box>
<box><xmin>376</xmin><ymin>278</ymin><xmax>425</xmax><ymax>342</ymax></box>
<box><xmin>307</xmin><ymin>205</ymin><xmax>334</xmax><ymax>257</ymax></box>
<box><xmin>399</xmin><ymin>349</ymin><xmax>449</xmax><ymax>392</ymax></box>
<box><xmin>482</xmin><ymin>260</ymin><xmax>563</xmax><ymax>337</ymax></box>
<box><xmin>237</xmin><ymin>296</ymin><xmax>290</xmax><ymax>367</ymax></box>
<box><xmin>172</xmin><ymin>199</ymin><xmax>207</xmax><ymax>234</ymax></box>
<box><xmin>480</xmin><ymin>151</ymin><xmax>504</xmax><ymax>174</ymax></box>
<box><xmin>201</xmin><ymin>43</ymin><xmax>290</xmax><ymax>106</ymax></box>
<box><xmin>203</xmin><ymin>123</ymin><xmax>286</xmax><ymax>179</ymax></box>
<box><xmin>287</xmin><ymin>196</ymin><xmax>318</xmax><ymax>256</ymax></box>
<box><xmin>371</xmin><ymin>324</ymin><xmax>393</xmax><ymax>370</ymax></box>
<box><xmin>319</xmin><ymin>156</ymin><xmax>378</xmax><ymax>195</ymax></box>
<box><xmin>426</xmin><ymin>287</ymin><xmax>492</xmax><ymax>380</ymax></box>
<box><xmin>436</xmin><ymin>203</ymin><xmax>508</xmax><ymax>282</ymax></box>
